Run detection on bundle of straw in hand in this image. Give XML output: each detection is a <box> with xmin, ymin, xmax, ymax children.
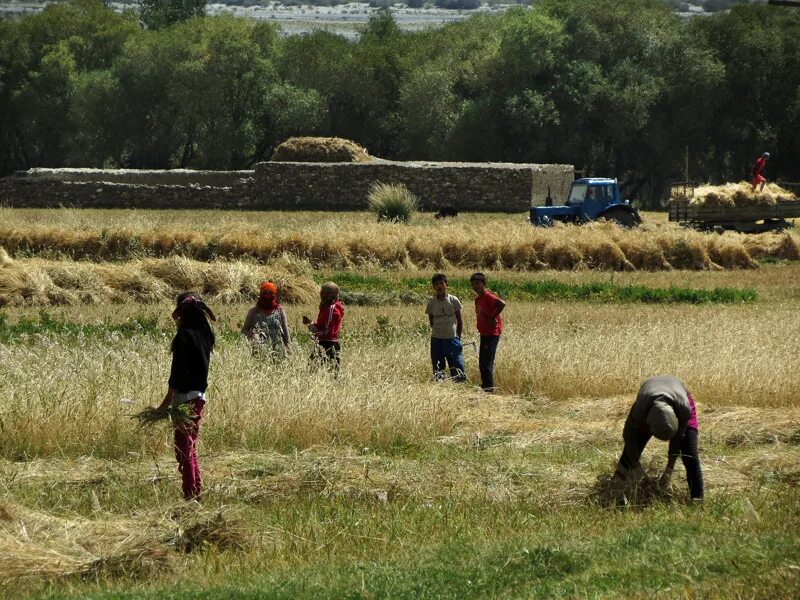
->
<box><xmin>133</xmin><ymin>406</ymin><xmax>169</xmax><ymax>427</ymax></box>
<box><xmin>133</xmin><ymin>404</ymin><xmax>194</xmax><ymax>427</ymax></box>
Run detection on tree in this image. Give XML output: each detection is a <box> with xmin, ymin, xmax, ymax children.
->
<box><xmin>398</xmin><ymin>63</ymin><xmax>460</xmax><ymax>159</ymax></box>
<box><xmin>252</xmin><ymin>83</ymin><xmax>328</xmax><ymax>162</ymax></box>
<box><xmin>1</xmin><ymin>0</ymin><xmax>799</xmax><ymax>194</ymax></box>
<box><xmin>11</xmin><ymin>41</ymin><xmax>77</xmax><ymax>169</ymax></box>
<box><xmin>171</xmin><ymin>16</ymin><xmax>275</xmax><ymax>168</ymax></box>
<box><xmin>691</xmin><ymin>5</ymin><xmax>800</xmax><ymax>183</ymax></box>
<box><xmin>349</xmin><ymin>9</ymin><xmax>413</xmax><ymax>157</ymax></box>
<box><xmin>277</xmin><ymin>30</ymin><xmax>358</xmax><ymax>142</ymax></box>
<box><xmin>68</xmin><ymin>69</ymin><xmax>127</xmax><ymax>166</ymax></box>
<box><xmin>0</xmin><ymin>0</ymin><xmax>137</xmax><ymax>174</ymax></box>
<box><xmin>138</xmin><ymin>0</ymin><xmax>206</xmax><ymax>30</ymax></box>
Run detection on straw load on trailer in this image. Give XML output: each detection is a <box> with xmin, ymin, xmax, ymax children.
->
<box><xmin>669</xmin><ymin>182</ymin><xmax>800</xmax><ymax>233</ymax></box>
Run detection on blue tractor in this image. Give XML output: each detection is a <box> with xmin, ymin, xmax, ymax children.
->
<box><xmin>530</xmin><ymin>178</ymin><xmax>641</xmax><ymax>228</ymax></box>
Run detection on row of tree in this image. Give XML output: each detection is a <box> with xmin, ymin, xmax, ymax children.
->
<box><xmin>123</xmin><ymin>0</ymin><xmax>765</xmax><ymax>12</ymax></box>
<box><xmin>1</xmin><ymin>0</ymin><xmax>798</xmax><ymax>206</ymax></box>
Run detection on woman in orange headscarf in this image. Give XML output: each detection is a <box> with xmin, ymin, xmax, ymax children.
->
<box><xmin>241</xmin><ymin>281</ymin><xmax>290</xmax><ymax>358</ymax></box>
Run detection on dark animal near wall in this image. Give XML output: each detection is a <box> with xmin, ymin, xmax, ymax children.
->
<box><xmin>434</xmin><ymin>206</ymin><xmax>459</xmax><ymax>219</ymax></box>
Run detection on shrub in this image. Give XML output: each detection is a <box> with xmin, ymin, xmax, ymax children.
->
<box><xmin>367</xmin><ymin>183</ymin><xmax>419</xmax><ymax>223</ymax></box>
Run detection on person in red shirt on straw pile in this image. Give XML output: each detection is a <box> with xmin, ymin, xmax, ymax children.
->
<box><xmin>470</xmin><ymin>272</ymin><xmax>506</xmax><ymax>393</ymax></box>
<box><xmin>751</xmin><ymin>151</ymin><xmax>769</xmax><ymax>193</ymax></box>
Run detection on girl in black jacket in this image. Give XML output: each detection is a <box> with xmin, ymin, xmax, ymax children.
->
<box><xmin>155</xmin><ymin>291</ymin><xmax>216</xmax><ymax>501</ymax></box>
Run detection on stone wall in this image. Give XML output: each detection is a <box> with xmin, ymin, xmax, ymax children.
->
<box><xmin>0</xmin><ymin>179</ymin><xmax>253</xmax><ymax>210</ymax></box>
<box><xmin>0</xmin><ymin>162</ymin><xmax>574</xmax><ymax>212</ymax></box>
<box><xmin>253</xmin><ymin>161</ymin><xmax>574</xmax><ymax>212</ymax></box>
<box><xmin>20</xmin><ymin>168</ymin><xmax>252</xmax><ymax>187</ymax></box>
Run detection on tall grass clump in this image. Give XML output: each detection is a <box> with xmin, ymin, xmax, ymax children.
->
<box><xmin>368</xmin><ymin>182</ymin><xmax>419</xmax><ymax>223</ymax></box>
<box><xmin>0</xmin><ymin>328</ymin><xmax>460</xmax><ymax>459</ymax></box>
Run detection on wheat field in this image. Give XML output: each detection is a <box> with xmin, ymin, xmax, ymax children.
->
<box><xmin>3</xmin><ymin>299</ymin><xmax>799</xmax><ymax>456</ymax></box>
<box><xmin>1</xmin><ymin>209</ymin><xmax>799</xmax><ymax>598</ymax></box>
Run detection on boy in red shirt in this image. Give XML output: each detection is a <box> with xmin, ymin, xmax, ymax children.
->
<box><xmin>470</xmin><ymin>273</ymin><xmax>506</xmax><ymax>392</ymax></box>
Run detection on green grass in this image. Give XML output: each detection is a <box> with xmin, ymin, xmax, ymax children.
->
<box><xmin>0</xmin><ymin>311</ymin><xmax>163</xmax><ymax>343</ymax></box>
<box><xmin>4</xmin><ymin>424</ymin><xmax>800</xmax><ymax>598</ymax></box>
<box><xmin>329</xmin><ymin>272</ymin><xmax>758</xmax><ymax>306</ymax></box>
<box><xmin>0</xmin><ymin>311</ymin><xmax>239</xmax><ymax>344</ymax></box>
<box><xmin>14</xmin><ymin>482</ymin><xmax>800</xmax><ymax>600</ymax></box>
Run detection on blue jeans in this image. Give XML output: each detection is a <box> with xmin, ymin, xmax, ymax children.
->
<box><xmin>479</xmin><ymin>335</ymin><xmax>500</xmax><ymax>391</ymax></box>
<box><xmin>430</xmin><ymin>337</ymin><xmax>466</xmax><ymax>382</ymax></box>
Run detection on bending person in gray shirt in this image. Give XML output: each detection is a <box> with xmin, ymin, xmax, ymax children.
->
<box><xmin>614</xmin><ymin>375</ymin><xmax>704</xmax><ymax>499</ymax></box>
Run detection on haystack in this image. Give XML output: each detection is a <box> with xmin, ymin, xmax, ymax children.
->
<box><xmin>0</xmin><ymin>502</ymin><xmax>248</xmax><ymax>582</ymax></box>
<box><xmin>671</xmin><ymin>181</ymin><xmax>797</xmax><ymax>207</ymax></box>
<box><xmin>0</xmin><ymin>257</ymin><xmax>319</xmax><ymax>307</ymax></box>
<box><xmin>0</xmin><ymin>503</ymin><xmax>168</xmax><ymax>582</ymax></box>
<box><xmin>270</xmin><ymin>137</ymin><xmax>372</xmax><ymax>163</ymax></box>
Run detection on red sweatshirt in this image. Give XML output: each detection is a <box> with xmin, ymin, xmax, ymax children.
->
<box><xmin>753</xmin><ymin>156</ymin><xmax>767</xmax><ymax>178</ymax></box>
<box><xmin>313</xmin><ymin>300</ymin><xmax>344</xmax><ymax>342</ymax></box>
<box><xmin>475</xmin><ymin>290</ymin><xmax>503</xmax><ymax>336</ymax></box>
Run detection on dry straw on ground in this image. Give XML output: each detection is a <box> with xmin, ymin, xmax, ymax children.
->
<box><xmin>671</xmin><ymin>181</ymin><xmax>797</xmax><ymax>207</ymax></box>
<box><xmin>0</xmin><ymin>253</ymin><xmax>318</xmax><ymax>307</ymax></box>
<box><xmin>0</xmin><ymin>502</ymin><xmax>247</xmax><ymax>583</ymax></box>
<box><xmin>2</xmin><ymin>219</ymin><xmax>799</xmax><ymax>272</ymax></box>
<box><xmin>270</xmin><ymin>137</ymin><xmax>372</xmax><ymax>163</ymax></box>
<box><xmin>0</xmin><ymin>502</ymin><xmax>168</xmax><ymax>582</ymax></box>
<box><xmin>591</xmin><ymin>470</ymin><xmax>673</xmax><ymax>508</ymax></box>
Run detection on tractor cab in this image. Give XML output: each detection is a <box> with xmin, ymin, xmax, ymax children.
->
<box><xmin>568</xmin><ymin>179</ymin><xmax>620</xmax><ymax>206</ymax></box>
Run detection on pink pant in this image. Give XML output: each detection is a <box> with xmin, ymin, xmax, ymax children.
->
<box><xmin>173</xmin><ymin>398</ymin><xmax>205</xmax><ymax>500</ymax></box>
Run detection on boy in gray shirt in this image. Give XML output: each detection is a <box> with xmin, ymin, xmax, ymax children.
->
<box><xmin>425</xmin><ymin>273</ymin><xmax>466</xmax><ymax>382</ymax></box>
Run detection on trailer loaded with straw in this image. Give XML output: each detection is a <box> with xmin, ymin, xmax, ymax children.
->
<box><xmin>669</xmin><ymin>182</ymin><xmax>800</xmax><ymax>233</ymax></box>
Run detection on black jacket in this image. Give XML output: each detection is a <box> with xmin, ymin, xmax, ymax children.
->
<box><xmin>168</xmin><ymin>329</ymin><xmax>212</xmax><ymax>393</ymax></box>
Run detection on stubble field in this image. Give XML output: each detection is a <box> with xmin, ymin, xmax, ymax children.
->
<box><xmin>1</xmin><ymin>209</ymin><xmax>799</xmax><ymax>599</ymax></box>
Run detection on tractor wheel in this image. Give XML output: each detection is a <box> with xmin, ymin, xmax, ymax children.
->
<box><xmin>601</xmin><ymin>208</ymin><xmax>639</xmax><ymax>228</ymax></box>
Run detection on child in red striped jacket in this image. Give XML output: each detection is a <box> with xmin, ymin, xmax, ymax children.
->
<box><xmin>303</xmin><ymin>282</ymin><xmax>344</xmax><ymax>371</ymax></box>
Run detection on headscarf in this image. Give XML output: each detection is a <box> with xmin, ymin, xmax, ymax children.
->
<box><xmin>647</xmin><ymin>400</ymin><xmax>678</xmax><ymax>441</ymax></box>
<box><xmin>257</xmin><ymin>281</ymin><xmax>280</xmax><ymax>312</ymax></box>
<box><xmin>171</xmin><ymin>291</ymin><xmax>216</xmax><ymax>352</ymax></box>
<box><xmin>172</xmin><ymin>291</ymin><xmax>216</xmax><ymax>322</ymax></box>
